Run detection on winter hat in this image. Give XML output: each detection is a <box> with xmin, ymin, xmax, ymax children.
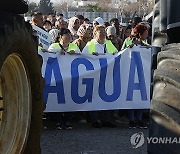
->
<box><xmin>93</xmin><ymin>17</ymin><xmax>104</xmax><ymax>26</ymax></box>
<box><xmin>49</xmin><ymin>28</ymin><xmax>59</xmax><ymax>43</ymax></box>
<box><xmin>77</xmin><ymin>24</ymin><xmax>90</xmax><ymax>36</ymax></box>
<box><xmin>106</xmin><ymin>26</ymin><xmax>116</xmax><ymax>37</ymax></box>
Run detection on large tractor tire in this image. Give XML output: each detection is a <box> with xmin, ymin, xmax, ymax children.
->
<box><xmin>0</xmin><ymin>13</ymin><xmax>44</xmax><ymax>153</ymax></box>
<box><xmin>148</xmin><ymin>43</ymin><xmax>180</xmax><ymax>154</ymax></box>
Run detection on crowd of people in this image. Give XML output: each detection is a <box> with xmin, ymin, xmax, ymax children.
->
<box><xmin>29</xmin><ymin>11</ymin><xmax>152</xmax><ymax>130</ymax></box>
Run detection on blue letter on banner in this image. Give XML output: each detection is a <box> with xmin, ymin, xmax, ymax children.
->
<box><xmin>98</xmin><ymin>55</ymin><xmax>121</xmax><ymax>102</ymax></box>
<box><xmin>126</xmin><ymin>52</ymin><xmax>147</xmax><ymax>101</ymax></box>
<box><xmin>43</xmin><ymin>57</ymin><xmax>65</xmax><ymax>104</ymax></box>
<box><xmin>71</xmin><ymin>58</ymin><xmax>94</xmax><ymax>104</ymax></box>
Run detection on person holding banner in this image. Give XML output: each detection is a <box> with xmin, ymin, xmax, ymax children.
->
<box><xmin>83</xmin><ymin>25</ymin><xmax>118</xmax><ymax>55</ymax></box>
<box><xmin>121</xmin><ymin>23</ymin><xmax>149</xmax><ymax>129</ymax></box>
<box><xmin>71</xmin><ymin>24</ymin><xmax>93</xmax><ymax>123</ymax></box>
<box><xmin>121</xmin><ymin>23</ymin><xmax>149</xmax><ymax>50</ymax></box>
<box><xmin>47</xmin><ymin>28</ymin><xmax>81</xmax><ymax>129</ymax></box>
<box><xmin>73</xmin><ymin>24</ymin><xmax>92</xmax><ymax>52</ymax></box>
<box><xmin>48</xmin><ymin>28</ymin><xmax>81</xmax><ymax>55</ymax></box>
<box><xmin>82</xmin><ymin>25</ymin><xmax>118</xmax><ymax>128</ymax></box>
<box><xmin>105</xmin><ymin>26</ymin><xmax>123</xmax><ymax>51</ymax></box>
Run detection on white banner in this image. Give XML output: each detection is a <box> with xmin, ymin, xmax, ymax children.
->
<box><xmin>39</xmin><ymin>46</ymin><xmax>151</xmax><ymax>112</ymax></box>
<box><xmin>33</xmin><ymin>25</ymin><xmax>52</xmax><ymax>49</ymax></box>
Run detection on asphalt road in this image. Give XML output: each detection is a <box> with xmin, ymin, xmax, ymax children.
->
<box><xmin>41</xmin><ymin>120</ymin><xmax>149</xmax><ymax>154</ymax></box>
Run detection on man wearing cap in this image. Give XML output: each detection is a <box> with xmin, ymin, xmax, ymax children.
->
<box><xmin>106</xmin><ymin>26</ymin><xmax>123</xmax><ymax>51</ymax></box>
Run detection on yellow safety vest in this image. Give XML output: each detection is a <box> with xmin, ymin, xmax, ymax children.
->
<box><xmin>121</xmin><ymin>38</ymin><xmax>133</xmax><ymax>50</ymax></box>
<box><xmin>87</xmin><ymin>40</ymin><xmax>117</xmax><ymax>54</ymax></box>
<box><xmin>121</xmin><ymin>38</ymin><xmax>149</xmax><ymax>50</ymax></box>
<box><xmin>52</xmin><ymin>42</ymin><xmax>78</xmax><ymax>52</ymax></box>
<box><xmin>38</xmin><ymin>46</ymin><xmax>43</xmax><ymax>51</ymax></box>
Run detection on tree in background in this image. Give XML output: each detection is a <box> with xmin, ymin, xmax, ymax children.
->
<box><xmin>86</xmin><ymin>4</ymin><xmax>102</xmax><ymax>12</ymax></box>
<box><xmin>25</xmin><ymin>2</ymin><xmax>38</xmax><ymax>15</ymax></box>
<box><xmin>54</xmin><ymin>0</ymin><xmax>112</xmax><ymax>12</ymax></box>
<box><xmin>54</xmin><ymin>2</ymin><xmax>69</xmax><ymax>12</ymax></box>
<box><xmin>38</xmin><ymin>0</ymin><xmax>55</xmax><ymax>14</ymax></box>
<box><xmin>29</xmin><ymin>2</ymin><xmax>37</xmax><ymax>13</ymax></box>
<box><xmin>114</xmin><ymin>0</ymin><xmax>154</xmax><ymax>22</ymax></box>
<box><xmin>136</xmin><ymin>0</ymin><xmax>154</xmax><ymax>17</ymax></box>
<box><xmin>53</xmin><ymin>0</ymin><xmax>153</xmax><ymax>19</ymax></box>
